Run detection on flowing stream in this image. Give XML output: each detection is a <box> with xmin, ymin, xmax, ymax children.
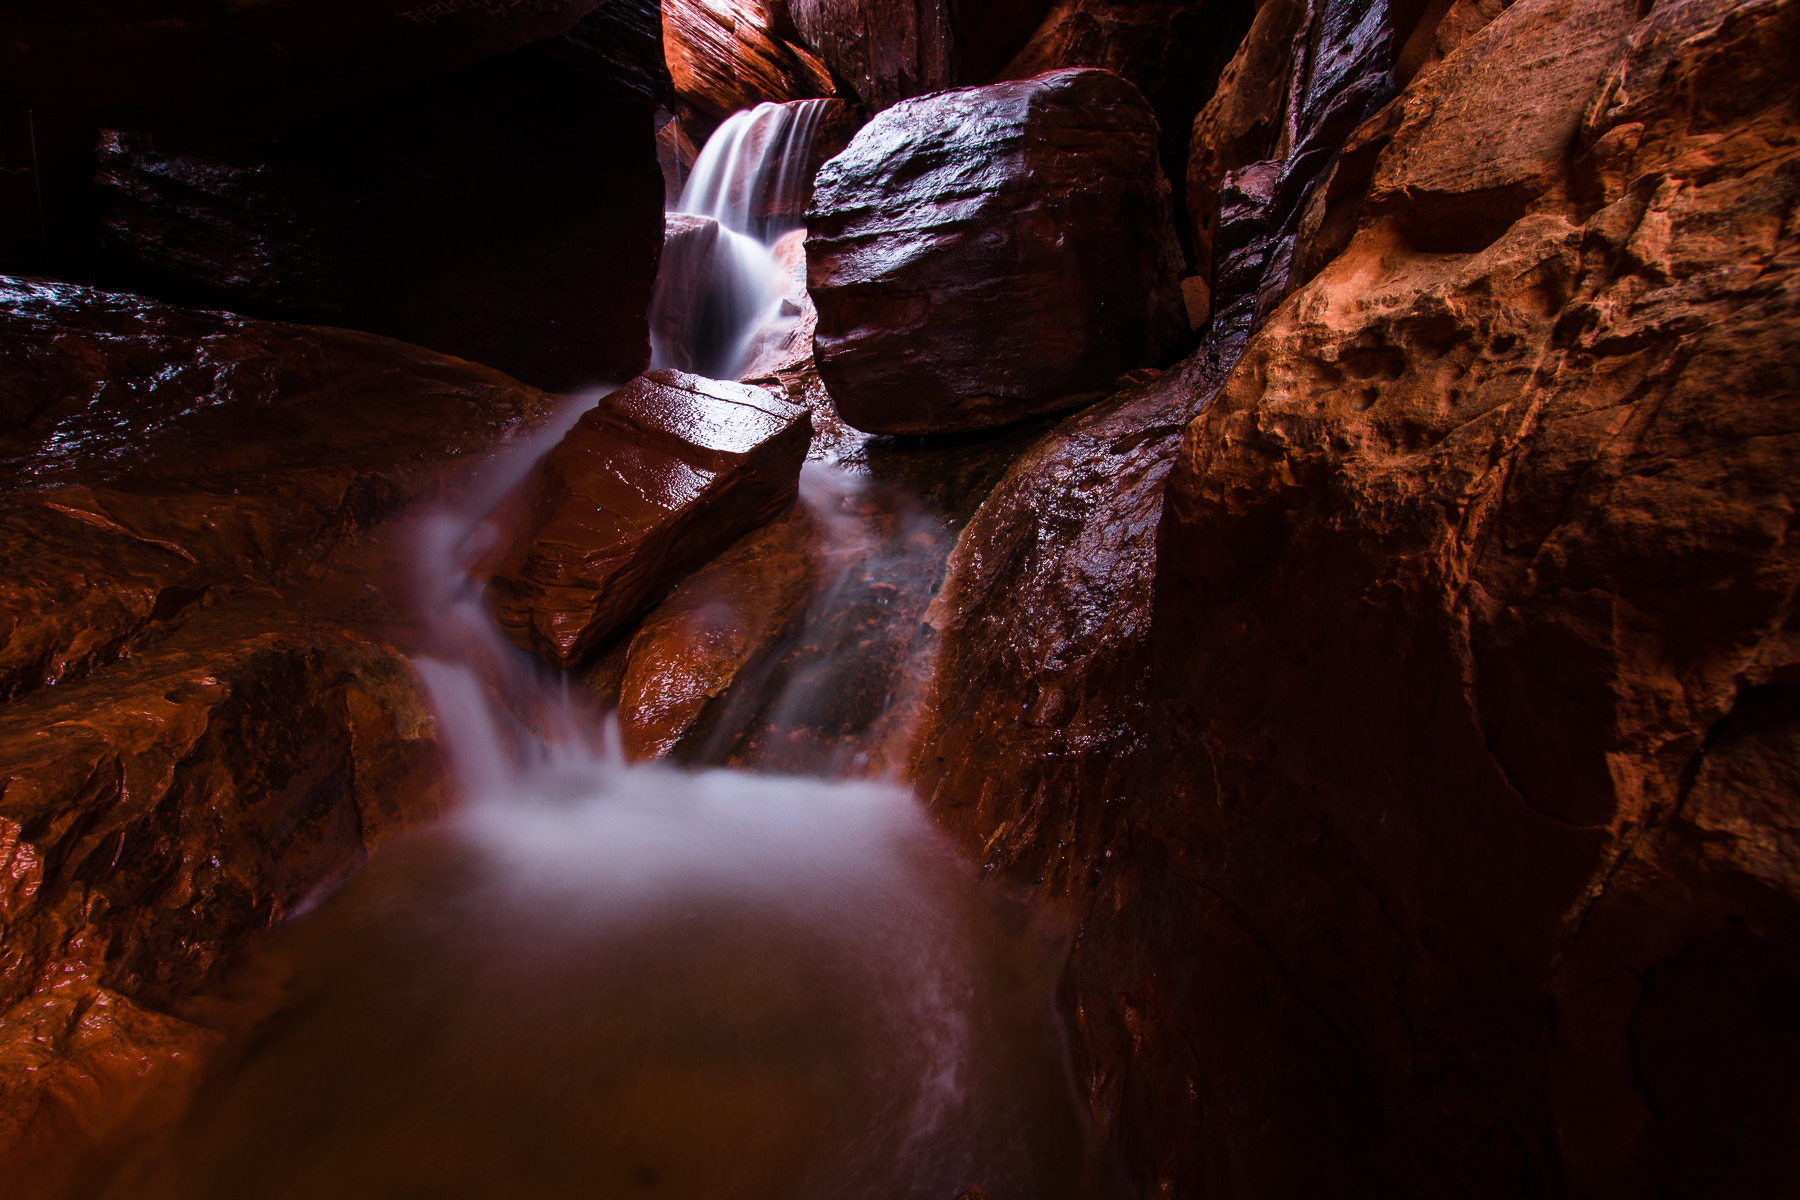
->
<box><xmin>649</xmin><ymin>100</ymin><xmax>829</xmax><ymax>380</ymax></box>
<box><xmin>103</xmin><ymin>105</ymin><xmax>1099</xmax><ymax>1200</ymax></box>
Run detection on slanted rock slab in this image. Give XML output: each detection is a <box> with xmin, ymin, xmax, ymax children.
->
<box><xmin>487</xmin><ymin>370</ymin><xmax>812</xmax><ymax>668</ymax></box>
<box><xmin>806</xmin><ymin>67</ymin><xmax>1187</xmax><ymax>435</ymax></box>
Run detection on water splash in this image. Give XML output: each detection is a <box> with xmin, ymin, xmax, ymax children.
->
<box><xmin>649</xmin><ymin>100</ymin><xmax>831</xmax><ymax>380</ymax></box>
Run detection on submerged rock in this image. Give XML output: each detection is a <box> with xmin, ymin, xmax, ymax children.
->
<box><xmin>616</xmin><ymin>505</ymin><xmax>820</xmax><ymax>760</ymax></box>
<box><xmin>807</xmin><ymin>68</ymin><xmax>1186</xmax><ymax>435</ymax></box>
<box><xmin>487</xmin><ymin>371</ymin><xmax>811</xmax><ymax>669</ymax></box>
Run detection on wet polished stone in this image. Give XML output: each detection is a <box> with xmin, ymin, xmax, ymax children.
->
<box><xmin>487</xmin><ymin>370</ymin><xmax>812</xmax><ymax>669</ymax></box>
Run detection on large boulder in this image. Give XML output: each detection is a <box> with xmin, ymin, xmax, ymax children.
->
<box><xmin>995</xmin><ymin>0</ymin><xmax>1257</xmax><ymax>265</ymax></box>
<box><xmin>0</xmin><ymin>276</ymin><xmax>561</xmax><ymax>1195</ymax></box>
<box><xmin>806</xmin><ymin>68</ymin><xmax>1186</xmax><ymax>435</ymax></box>
<box><xmin>487</xmin><ymin>371</ymin><xmax>812</xmax><ymax>669</ymax></box>
<box><xmin>905</xmin><ymin>0</ymin><xmax>1800</xmax><ymax>1192</ymax></box>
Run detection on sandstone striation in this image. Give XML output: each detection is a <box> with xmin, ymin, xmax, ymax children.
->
<box><xmin>662</xmin><ymin>0</ymin><xmax>839</xmax><ymax>119</ymax></box>
<box><xmin>910</xmin><ymin>0</ymin><xmax>1800</xmax><ymax>1192</ymax></box>
<box><xmin>807</xmin><ymin>68</ymin><xmax>1186</xmax><ymax>435</ymax></box>
<box><xmin>487</xmin><ymin>371</ymin><xmax>812</xmax><ymax>670</ymax></box>
<box><xmin>996</xmin><ymin>0</ymin><xmax>1257</xmax><ymax>263</ymax></box>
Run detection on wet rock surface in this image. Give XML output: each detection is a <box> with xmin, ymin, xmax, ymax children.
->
<box><xmin>807</xmin><ymin>68</ymin><xmax>1186</xmax><ymax>435</ymax></box>
<box><xmin>997</xmin><ymin>0</ymin><xmax>1257</xmax><ymax>263</ymax></box>
<box><xmin>1182</xmin><ymin>0</ymin><xmax>1505</xmax><ymax>330</ymax></box>
<box><xmin>905</xmin><ymin>0</ymin><xmax>1800</xmax><ymax>1193</ymax></box>
<box><xmin>487</xmin><ymin>371</ymin><xmax>811</xmax><ymax>670</ymax></box>
<box><xmin>662</xmin><ymin>0</ymin><xmax>839</xmax><ymax>118</ymax></box>
<box><xmin>0</xmin><ymin>276</ymin><xmax>564</xmax><ymax>1195</ymax></box>
<box><xmin>1157</xmin><ymin>0</ymin><xmax>1800</xmax><ymax>1190</ymax></box>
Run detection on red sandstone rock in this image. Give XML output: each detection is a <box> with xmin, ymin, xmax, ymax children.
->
<box><xmin>996</xmin><ymin>0</ymin><xmax>1257</xmax><ymax>263</ymax></box>
<box><xmin>487</xmin><ymin>371</ymin><xmax>812</xmax><ymax>669</ymax></box>
<box><xmin>909</xmin><ymin>357</ymin><xmax>1233</xmax><ymax>890</ymax></box>
<box><xmin>616</xmin><ymin>506</ymin><xmax>820</xmax><ymax>760</ymax></box>
<box><xmin>806</xmin><ymin>68</ymin><xmax>1186</xmax><ymax>435</ymax></box>
<box><xmin>1183</xmin><ymin>0</ymin><xmax>1506</xmax><ymax>327</ymax></box>
<box><xmin>663</xmin><ymin>0</ymin><xmax>838</xmax><ymax>119</ymax></box>
<box><xmin>909</xmin><ymin>0</ymin><xmax>1800</xmax><ymax>1192</ymax></box>
<box><xmin>1151</xmin><ymin>0</ymin><xmax>1800</xmax><ymax>1190</ymax></box>
<box><xmin>739</xmin><ymin>229</ymin><xmax>818</xmax><ymax>383</ymax></box>
<box><xmin>0</xmin><ymin>276</ymin><xmax>561</xmax><ymax>1194</ymax></box>
<box><xmin>787</xmin><ymin>0</ymin><xmax>1052</xmax><ymax>112</ymax></box>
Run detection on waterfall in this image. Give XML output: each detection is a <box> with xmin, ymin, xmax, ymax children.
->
<box><xmin>648</xmin><ymin>100</ymin><xmax>830</xmax><ymax>380</ymax></box>
<box><xmin>105</xmin><ymin>106</ymin><xmax>1097</xmax><ymax>1200</ymax></box>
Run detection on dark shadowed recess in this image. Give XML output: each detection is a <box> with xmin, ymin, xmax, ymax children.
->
<box><xmin>0</xmin><ymin>1</ymin><xmax>668</xmax><ymax>391</ymax></box>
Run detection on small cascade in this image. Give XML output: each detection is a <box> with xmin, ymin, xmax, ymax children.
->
<box><xmin>104</xmin><ymin>108</ymin><xmax>1100</xmax><ymax>1200</ymax></box>
<box><xmin>677</xmin><ymin>99</ymin><xmax>831</xmax><ymax>241</ymax></box>
<box><xmin>102</xmin><ymin>418</ymin><xmax>1084</xmax><ymax>1200</ymax></box>
<box><xmin>649</xmin><ymin>100</ymin><xmax>831</xmax><ymax>380</ymax></box>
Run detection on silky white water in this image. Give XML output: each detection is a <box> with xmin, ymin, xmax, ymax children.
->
<box><xmin>649</xmin><ymin>100</ymin><xmax>830</xmax><ymax>380</ymax></box>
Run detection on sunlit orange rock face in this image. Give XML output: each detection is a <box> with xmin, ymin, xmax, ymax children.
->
<box><xmin>0</xmin><ymin>277</ymin><xmax>560</xmax><ymax>1197</ymax></box>
<box><xmin>807</xmin><ymin>68</ymin><xmax>1187</xmax><ymax>435</ymax></box>
<box><xmin>915</xmin><ymin>0</ymin><xmax>1800</xmax><ymax>1194</ymax></box>
<box><xmin>487</xmin><ymin>371</ymin><xmax>811</xmax><ymax>670</ymax></box>
<box><xmin>661</xmin><ymin>0</ymin><xmax>838</xmax><ymax>119</ymax></box>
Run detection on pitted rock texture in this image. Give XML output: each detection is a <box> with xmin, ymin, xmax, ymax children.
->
<box><xmin>807</xmin><ymin>68</ymin><xmax>1186</xmax><ymax>435</ymax></box>
<box><xmin>488</xmin><ymin>370</ymin><xmax>811</xmax><ymax>669</ymax></box>
<box><xmin>0</xmin><ymin>276</ymin><xmax>563</xmax><ymax>1195</ymax></box>
<box><xmin>903</xmin><ymin>0</ymin><xmax>1800</xmax><ymax>1192</ymax></box>
<box><xmin>1149</xmin><ymin>0</ymin><xmax>1800</xmax><ymax>1191</ymax></box>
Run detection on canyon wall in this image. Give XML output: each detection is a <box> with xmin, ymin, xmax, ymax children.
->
<box><xmin>916</xmin><ymin>0</ymin><xmax>1800</xmax><ymax>1193</ymax></box>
